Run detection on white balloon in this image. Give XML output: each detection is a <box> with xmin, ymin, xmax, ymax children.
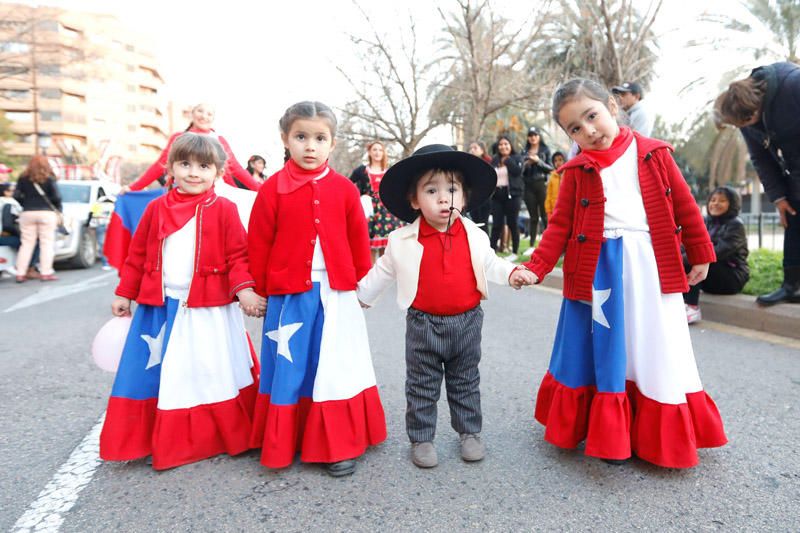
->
<box><xmin>91</xmin><ymin>316</ymin><xmax>132</xmax><ymax>372</ymax></box>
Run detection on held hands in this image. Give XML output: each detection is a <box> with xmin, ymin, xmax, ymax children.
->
<box><xmin>509</xmin><ymin>267</ymin><xmax>538</xmax><ymax>289</ymax></box>
<box><xmin>111</xmin><ymin>297</ymin><xmax>132</xmax><ymax>317</ymax></box>
<box><xmin>686</xmin><ymin>263</ymin><xmax>710</xmax><ymax>286</ymax></box>
<box><xmin>238</xmin><ymin>289</ymin><xmax>267</xmax><ymax>317</ymax></box>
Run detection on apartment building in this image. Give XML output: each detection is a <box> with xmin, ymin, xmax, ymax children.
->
<box><xmin>0</xmin><ymin>3</ymin><xmax>171</xmax><ymax>170</ymax></box>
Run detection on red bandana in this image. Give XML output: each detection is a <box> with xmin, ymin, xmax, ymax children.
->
<box><xmin>580</xmin><ymin>126</ymin><xmax>634</xmax><ymax>170</ymax></box>
<box><xmin>156</xmin><ymin>186</ymin><xmax>216</xmax><ymax>239</ymax></box>
<box><xmin>276</xmin><ymin>159</ymin><xmax>330</xmax><ymax>194</ymax></box>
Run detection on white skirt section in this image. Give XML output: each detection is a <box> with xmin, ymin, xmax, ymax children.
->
<box><xmin>158</xmin><ymin>292</ymin><xmax>254</xmax><ymax>411</ymax></box>
<box><xmin>613</xmin><ymin>229</ymin><xmax>704</xmax><ymax>404</ymax></box>
<box><xmin>312</xmin><ymin>270</ymin><xmax>377</xmax><ymax>402</ymax></box>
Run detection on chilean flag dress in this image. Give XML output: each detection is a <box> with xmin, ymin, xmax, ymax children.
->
<box><xmin>99</xmin><ymin>216</ymin><xmax>259</xmax><ymax>470</ymax></box>
<box><xmin>250</xmin><ymin>243</ymin><xmax>386</xmax><ymax>468</ymax></box>
<box><xmin>535</xmin><ymin>139</ymin><xmax>727</xmax><ymax>468</ymax></box>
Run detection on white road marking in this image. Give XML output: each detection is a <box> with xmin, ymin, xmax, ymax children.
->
<box><xmin>11</xmin><ymin>413</ymin><xmax>105</xmax><ymax>533</ymax></box>
<box><xmin>4</xmin><ymin>272</ymin><xmax>116</xmax><ymax>313</ymax></box>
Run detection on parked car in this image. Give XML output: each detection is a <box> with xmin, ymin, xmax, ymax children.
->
<box><xmin>55</xmin><ymin>180</ymin><xmax>120</xmax><ymax>268</ymax></box>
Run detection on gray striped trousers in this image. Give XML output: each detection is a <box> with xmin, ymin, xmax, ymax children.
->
<box><xmin>405</xmin><ymin>306</ymin><xmax>483</xmax><ymax>442</ymax></box>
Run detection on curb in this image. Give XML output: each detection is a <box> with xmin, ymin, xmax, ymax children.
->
<box><xmin>537</xmin><ymin>268</ymin><xmax>800</xmax><ymax>341</ymax></box>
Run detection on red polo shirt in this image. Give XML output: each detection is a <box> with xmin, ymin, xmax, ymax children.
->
<box><xmin>411</xmin><ymin>217</ymin><xmax>481</xmax><ymax>316</ymax></box>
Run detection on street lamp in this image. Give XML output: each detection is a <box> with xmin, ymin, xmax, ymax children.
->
<box><xmin>38</xmin><ymin>132</ymin><xmax>51</xmax><ymax>155</ymax></box>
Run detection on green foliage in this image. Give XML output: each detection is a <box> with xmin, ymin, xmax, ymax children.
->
<box><xmin>742</xmin><ymin>248</ymin><xmax>784</xmax><ymax>295</ymax></box>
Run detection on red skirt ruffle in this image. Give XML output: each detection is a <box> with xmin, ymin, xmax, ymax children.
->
<box><xmin>534</xmin><ymin>372</ymin><xmax>727</xmax><ymax>468</ymax></box>
<box><xmin>249</xmin><ymin>386</ymin><xmax>387</xmax><ymax>468</ymax></box>
<box><xmin>100</xmin><ymin>382</ymin><xmax>259</xmax><ymax>470</ymax></box>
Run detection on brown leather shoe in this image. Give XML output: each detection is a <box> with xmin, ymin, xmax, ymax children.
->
<box><xmin>26</xmin><ymin>268</ymin><xmax>41</xmax><ymax>280</ymax></box>
<box><xmin>40</xmin><ymin>274</ymin><xmax>59</xmax><ymax>282</ymax></box>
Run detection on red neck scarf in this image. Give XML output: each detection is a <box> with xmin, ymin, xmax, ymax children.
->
<box><xmin>276</xmin><ymin>159</ymin><xmax>330</xmax><ymax>194</ymax></box>
<box><xmin>156</xmin><ymin>186</ymin><xmax>216</xmax><ymax>239</ymax></box>
<box><xmin>580</xmin><ymin>126</ymin><xmax>634</xmax><ymax>170</ymax></box>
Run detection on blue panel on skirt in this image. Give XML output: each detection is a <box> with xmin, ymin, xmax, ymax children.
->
<box><xmin>260</xmin><ymin>283</ymin><xmax>324</xmax><ymax>405</ymax></box>
<box><xmin>549</xmin><ymin>237</ymin><xmax>627</xmax><ymax>393</ymax></box>
<box><xmin>110</xmin><ymin>298</ymin><xmax>179</xmax><ymax>400</ymax></box>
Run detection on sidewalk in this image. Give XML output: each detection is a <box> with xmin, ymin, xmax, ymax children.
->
<box><xmin>538</xmin><ymin>268</ymin><xmax>800</xmax><ymax>340</ymax></box>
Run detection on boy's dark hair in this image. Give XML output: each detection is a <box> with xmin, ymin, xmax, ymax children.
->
<box><xmin>167</xmin><ymin>133</ymin><xmax>228</xmax><ymax>171</ymax></box>
<box><xmin>406</xmin><ymin>168</ymin><xmax>470</xmax><ymax>206</ymax></box>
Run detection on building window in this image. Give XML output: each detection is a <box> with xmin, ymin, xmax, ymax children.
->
<box><xmin>0</xmin><ymin>41</ymin><xmax>30</xmax><ymax>53</ymax></box>
<box><xmin>39</xmin><ymin>88</ymin><xmax>61</xmax><ymax>99</ymax></box>
<box><xmin>5</xmin><ymin>111</ymin><xmax>33</xmax><ymax>121</ymax></box>
<box><xmin>38</xmin><ymin>20</ymin><xmax>59</xmax><ymax>32</ymax></box>
<box><xmin>128</xmin><ymin>145</ymin><xmax>137</xmax><ymax>152</ymax></box>
<box><xmin>16</xmin><ymin>134</ymin><xmax>34</xmax><ymax>143</ymax></box>
<box><xmin>125</xmin><ymin>44</ymin><xmax>134</xmax><ymax>52</ymax></box>
<box><xmin>40</xmin><ymin>111</ymin><xmax>62</xmax><ymax>122</ymax></box>
<box><xmin>128</xmin><ymin>125</ymin><xmax>137</xmax><ymax>132</ymax></box>
<box><xmin>126</xmin><ymin>65</ymin><xmax>135</xmax><ymax>72</ymax></box>
<box><xmin>127</xmin><ymin>85</ymin><xmax>136</xmax><ymax>92</ymax></box>
<box><xmin>3</xmin><ymin>89</ymin><xmax>30</xmax><ymax>99</ymax></box>
<box><xmin>38</xmin><ymin>64</ymin><xmax>60</xmax><ymax>76</ymax></box>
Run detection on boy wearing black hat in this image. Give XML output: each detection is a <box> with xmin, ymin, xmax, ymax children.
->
<box><xmin>357</xmin><ymin>144</ymin><xmax>535</xmax><ymax>468</ymax></box>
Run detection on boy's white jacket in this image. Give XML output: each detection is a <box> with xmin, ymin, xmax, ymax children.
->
<box><xmin>357</xmin><ymin>216</ymin><xmax>516</xmax><ymax>309</ymax></box>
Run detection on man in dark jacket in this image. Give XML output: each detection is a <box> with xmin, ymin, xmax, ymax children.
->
<box><xmin>715</xmin><ymin>62</ymin><xmax>800</xmax><ymax>305</ymax></box>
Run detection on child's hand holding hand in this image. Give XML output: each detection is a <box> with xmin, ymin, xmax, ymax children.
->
<box><xmin>509</xmin><ymin>267</ymin><xmax>538</xmax><ymax>289</ymax></box>
<box><xmin>686</xmin><ymin>263</ymin><xmax>710</xmax><ymax>286</ymax></box>
<box><xmin>112</xmin><ymin>297</ymin><xmax>131</xmax><ymax>317</ymax></box>
<box><xmin>238</xmin><ymin>289</ymin><xmax>267</xmax><ymax>317</ymax></box>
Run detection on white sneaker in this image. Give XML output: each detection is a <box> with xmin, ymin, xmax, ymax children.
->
<box><xmin>506</xmin><ymin>253</ymin><xmax>518</xmax><ymax>262</ymax></box>
<box><xmin>102</xmin><ymin>265</ymin><xmax>113</xmax><ymax>271</ymax></box>
<box><xmin>523</xmin><ymin>248</ymin><xmax>534</xmax><ymax>257</ymax></box>
<box><xmin>685</xmin><ymin>304</ymin><xmax>702</xmax><ymax>324</ymax></box>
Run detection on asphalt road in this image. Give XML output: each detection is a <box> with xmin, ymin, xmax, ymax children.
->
<box><xmin>1</xmin><ymin>265</ymin><xmax>798</xmax><ymax>532</ymax></box>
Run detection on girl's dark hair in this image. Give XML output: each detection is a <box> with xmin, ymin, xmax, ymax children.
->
<box><xmin>246</xmin><ymin>155</ymin><xmax>266</xmax><ymax>176</ymax></box>
<box><xmin>714</xmin><ymin>77</ymin><xmax>767</xmax><ymax>127</ymax></box>
<box><xmin>495</xmin><ymin>135</ymin><xmax>517</xmax><ymax>156</ymax></box>
<box><xmin>552</xmin><ymin>78</ymin><xmax>613</xmax><ymax>126</ymax></box>
<box><xmin>0</xmin><ymin>183</ymin><xmax>11</xmax><ymax>195</ymax></box>
<box><xmin>20</xmin><ymin>155</ymin><xmax>54</xmax><ymax>184</ymax></box>
<box><xmin>551</xmin><ymin>151</ymin><xmax>566</xmax><ymax>162</ymax></box>
<box><xmin>279</xmin><ymin>101</ymin><xmax>337</xmax><ymax>137</ymax></box>
<box><xmin>708</xmin><ymin>185</ymin><xmax>741</xmax><ymax>218</ymax></box>
<box><xmin>167</xmin><ymin>133</ymin><xmax>228</xmax><ymax>171</ymax></box>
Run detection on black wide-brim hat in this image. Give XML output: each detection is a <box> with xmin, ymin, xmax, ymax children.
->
<box><xmin>379</xmin><ymin>144</ymin><xmax>497</xmax><ymax>223</ymax></box>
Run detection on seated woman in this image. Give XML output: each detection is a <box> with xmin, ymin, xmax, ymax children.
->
<box><xmin>684</xmin><ymin>186</ymin><xmax>750</xmax><ymax>323</ymax></box>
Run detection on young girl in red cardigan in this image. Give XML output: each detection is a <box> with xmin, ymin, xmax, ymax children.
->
<box><xmin>524</xmin><ymin>79</ymin><xmax>727</xmax><ymax>468</ymax></box>
<box><xmin>100</xmin><ymin>133</ymin><xmax>265</xmax><ymax>470</ymax></box>
<box><xmin>247</xmin><ymin>101</ymin><xmax>386</xmax><ymax>477</ymax></box>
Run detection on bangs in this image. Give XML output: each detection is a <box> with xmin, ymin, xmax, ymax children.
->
<box><xmin>167</xmin><ymin>133</ymin><xmax>226</xmax><ymax>168</ymax></box>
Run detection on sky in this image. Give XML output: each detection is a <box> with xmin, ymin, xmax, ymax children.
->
<box><xmin>18</xmin><ymin>0</ymin><xmax>782</xmax><ymax>171</ymax></box>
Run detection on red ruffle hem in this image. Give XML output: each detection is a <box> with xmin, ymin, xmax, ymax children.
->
<box><xmin>534</xmin><ymin>371</ymin><xmax>727</xmax><ymax>468</ymax></box>
<box><xmin>249</xmin><ymin>386</ymin><xmax>387</xmax><ymax>469</ymax></box>
<box><xmin>100</xmin><ymin>338</ymin><xmax>261</xmax><ymax>470</ymax></box>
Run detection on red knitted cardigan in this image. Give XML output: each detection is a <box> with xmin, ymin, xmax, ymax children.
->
<box><xmin>523</xmin><ymin>133</ymin><xmax>716</xmax><ymax>301</ymax></box>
